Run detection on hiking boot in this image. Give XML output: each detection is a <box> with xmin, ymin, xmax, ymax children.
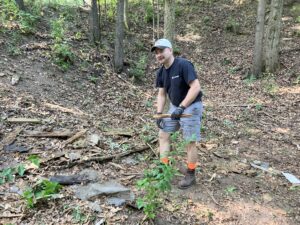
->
<box><xmin>178</xmin><ymin>170</ymin><xmax>196</xmax><ymax>189</ymax></box>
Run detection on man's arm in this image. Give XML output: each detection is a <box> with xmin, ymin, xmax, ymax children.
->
<box><xmin>157</xmin><ymin>88</ymin><xmax>167</xmax><ymax>113</ymax></box>
<box><xmin>180</xmin><ymin>79</ymin><xmax>201</xmax><ymax>108</ymax></box>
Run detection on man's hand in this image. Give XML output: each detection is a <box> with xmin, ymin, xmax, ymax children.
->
<box><xmin>156</xmin><ymin>113</ymin><xmax>164</xmax><ymax>129</ymax></box>
<box><xmin>171</xmin><ymin>106</ymin><xmax>185</xmax><ymax>120</ymax></box>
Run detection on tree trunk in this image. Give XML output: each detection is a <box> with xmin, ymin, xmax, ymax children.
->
<box><xmin>15</xmin><ymin>0</ymin><xmax>25</xmax><ymax>11</ymax></box>
<box><xmin>164</xmin><ymin>0</ymin><xmax>175</xmax><ymax>44</ymax></box>
<box><xmin>114</xmin><ymin>0</ymin><xmax>125</xmax><ymax>73</ymax></box>
<box><xmin>252</xmin><ymin>0</ymin><xmax>266</xmax><ymax>77</ymax></box>
<box><xmin>264</xmin><ymin>0</ymin><xmax>283</xmax><ymax>73</ymax></box>
<box><xmin>124</xmin><ymin>0</ymin><xmax>129</xmax><ymax>30</ymax></box>
<box><xmin>89</xmin><ymin>0</ymin><xmax>101</xmax><ymax>44</ymax></box>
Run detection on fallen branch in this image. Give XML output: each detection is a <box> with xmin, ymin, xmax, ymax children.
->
<box><xmin>61</xmin><ymin>129</ymin><xmax>87</xmax><ymax>148</ymax></box>
<box><xmin>62</xmin><ymin>145</ymin><xmax>150</xmax><ymax>168</ymax></box>
<box><xmin>0</xmin><ymin>213</ymin><xmax>24</xmax><ymax>218</ymax></box>
<box><xmin>24</xmin><ymin>130</ymin><xmax>73</xmax><ymax>138</ymax></box>
<box><xmin>44</xmin><ymin>102</ymin><xmax>86</xmax><ymax>116</ymax></box>
<box><xmin>7</xmin><ymin>118</ymin><xmax>41</xmax><ymax>123</ymax></box>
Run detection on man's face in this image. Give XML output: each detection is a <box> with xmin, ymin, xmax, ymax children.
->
<box><xmin>154</xmin><ymin>48</ymin><xmax>172</xmax><ymax>65</ymax></box>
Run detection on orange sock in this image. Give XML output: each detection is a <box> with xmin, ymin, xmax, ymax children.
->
<box><xmin>187</xmin><ymin>162</ymin><xmax>197</xmax><ymax>170</ymax></box>
<box><xmin>160</xmin><ymin>157</ymin><xmax>169</xmax><ymax>165</ymax></box>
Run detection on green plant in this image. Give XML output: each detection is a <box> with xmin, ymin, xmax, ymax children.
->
<box><xmin>72</xmin><ymin>206</ymin><xmax>87</xmax><ymax>223</ymax></box>
<box><xmin>52</xmin><ymin>42</ymin><xmax>74</xmax><ymax>71</ymax></box>
<box><xmin>144</xmin><ymin>2</ymin><xmax>153</xmax><ymax>23</ymax></box>
<box><xmin>22</xmin><ymin>180</ymin><xmax>62</xmax><ymax>208</ymax></box>
<box><xmin>129</xmin><ymin>54</ymin><xmax>147</xmax><ymax>82</ymax></box>
<box><xmin>28</xmin><ymin>155</ymin><xmax>41</xmax><ymax>168</ymax></box>
<box><xmin>0</xmin><ymin>164</ymin><xmax>25</xmax><ymax>185</ymax></box>
<box><xmin>225</xmin><ymin>185</ymin><xmax>237</xmax><ymax>194</ymax></box>
<box><xmin>243</xmin><ymin>74</ymin><xmax>256</xmax><ymax>85</ymax></box>
<box><xmin>225</xmin><ymin>17</ymin><xmax>241</xmax><ymax>34</ymax></box>
<box><xmin>136</xmin><ymin>161</ymin><xmax>177</xmax><ymax>219</ymax></box>
<box><xmin>18</xmin><ymin>11</ymin><xmax>39</xmax><ymax>33</ymax></box>
<box><xmin>203</xmin><ymin>16</ymin><xmax>211</xmax><ymax>25</ymax></box>
<box><xmin>88</xmin><ymin>75</ymin><xmax>99</xmax><ymax>84</ymax></box>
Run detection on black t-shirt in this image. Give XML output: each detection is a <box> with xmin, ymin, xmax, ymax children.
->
<box><xmin>155</xmin><ymin>57</ymin><xmax>202</xmax><ymax>107</ymax></box>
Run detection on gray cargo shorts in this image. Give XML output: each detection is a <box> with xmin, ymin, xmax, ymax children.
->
<box><xmin>161</xmin><ymin>101</ymin><xmax>203</xmax><ymax>141</ymax></box>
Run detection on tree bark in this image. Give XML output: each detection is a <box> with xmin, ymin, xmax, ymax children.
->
<box><xmin>264</xmin><ymin>0</ymin><xmax>283</xmax><ymax>73</ymax></box>
<box><xmin>89</xmin><ymin>0</ymin><xmax>101</xmax><ymax>44</ymax></box>
<box><xmin>252</xmin><ymin>0</ymin><xmax>266</xmax><ymax>77</ymax></box>
<box><xmin>15</xmin><ymin>0</ymin><xmax>26</xmax><ymax>11</ymax></box>
<box><xmin>164</xmin><ymin>0</ymin><xmax>175</xmax><ymax>44</ymax></box>
<box><xmin>124</xmin><ymin>0</ymin><xmax>129</xmax><ymax>30</ymax></box>
<box><xmin>114</xmin><ymin>0</ymin><xmax>125</xmax><ymax>73</ymax></box>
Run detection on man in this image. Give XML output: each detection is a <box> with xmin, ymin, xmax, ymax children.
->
<box><xmin>151</xmin><ymin>38</ymin><xmax>203</xmax><ymax>189</ymax></box>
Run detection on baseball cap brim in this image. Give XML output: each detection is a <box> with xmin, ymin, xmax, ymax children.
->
<box><xmin>151</xmin><ymin>46</ymin><xmax>168</xmax><ymax>52</ymax></box>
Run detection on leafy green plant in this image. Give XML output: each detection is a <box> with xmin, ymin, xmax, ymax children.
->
<box><xmin>51</xmin><ymin>16</ymin><xmax>75</xmax><ymax>71</ymax></box>
<box><xmin>28</xmin><ymin>155</ymin><xmax>41</xmax><ymax>168</ymax></box>
<box><xmin>129</xmin><ymin>54</ymin><xmax>147</xmax><ymax>82</ymax></box>
<box><xmin>136</xmin><ymin>161</ymin><xmax>177</xmax><ymax>219</ymax></box>
<box><xmin>225</xmin><ymin>185</ymin><xmax>237</xmax><ymax>194</ymax></box>
<box><xmin>72</xmin><ymin>206</ymin><xmax>87</xmax><ymax>223</ymax></box>
<box><xmin>22</xmin><ymin>180</ymin><xmax>62</xmax><ymax>208</ymax></box>
<box><xmin>18</xmin><ymin>11</ymin><xmax>39</xmax><ymax>33</ymax></box>
<box><xmin>0</xmin><ymin>164</ymin><xmax>25</xmax><ymax>185</ymax></box>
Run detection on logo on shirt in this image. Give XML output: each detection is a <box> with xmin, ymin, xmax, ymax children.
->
<box><xmin>172</xmin><ymin>75</ymin><xmax>180</xmax><ymax>79</ymax></box>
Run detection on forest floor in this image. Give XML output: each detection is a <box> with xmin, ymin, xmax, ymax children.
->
<box><xmin>0</xmin><ymin>0</ymin><xmax>299</xmax><ymax>224</ymax></box>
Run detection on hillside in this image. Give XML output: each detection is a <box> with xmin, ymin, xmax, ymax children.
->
<box><xmin>0</xmin><ymin>0</ymin><xmax>299</xmax><ymax>224</ymax></box>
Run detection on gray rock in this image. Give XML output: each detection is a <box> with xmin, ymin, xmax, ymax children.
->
<box><xmin>68</xmin><ymin>152</ymin><xmax>81</xmax><ymax>161</ymax></box>
<box><xmin>74</xmin><ymin>180</ymin><xmax>132</xmax><ymax>201</ymax></box>
<box><xmin>88</xmin><ymin>201</ymin><xmax>102</xmax><ymax>212</ymax></box>
<box><xmin>79</xmin><ymin>169</ymin><xmax>100</xmax><ymax>181</ymax></box>
<box><xmin>107</xmin><ymin>197</ymin><xmax>126</xmax><ymax>207</ymax></box>
<box><xmin>121</xmin><ymin>156</ymin><xmax>138</xmax><ymax>165</ymax></box>
<box><xmin>88</xmin><ymin>134</ymin><xmax>100</xmax><ymax>146</ymax></box>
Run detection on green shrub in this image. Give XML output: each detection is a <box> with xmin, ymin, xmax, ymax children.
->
<box><xmin>129</xmin><ymin>54</ymin><xmax>147</xmax><ymax>82</ymax></box>
<box><xmin>225</xmin><ymin>17</ymin><xmax>241</xmax><ymax>34</ymax></box>
<box><xmin>22</xmin><ymin>180</ymin><xmax>62</xmax><ymax>208</ymax></box>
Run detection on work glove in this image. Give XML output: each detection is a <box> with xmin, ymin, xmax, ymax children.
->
<box><xmin>171</xmin><ymin>106</ymin><xmax>185</xmax><ymax>120</ymax></box>
<box><xmin>156</xmin><ymin>112</ymin><xmax>164</xmax><ymax>129</ymax></box>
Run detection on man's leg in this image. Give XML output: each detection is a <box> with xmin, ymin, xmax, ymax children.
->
<box><xmin>159</xmin><ymin>130</ymin><xmax>171</xmax><ymax>164</ymax></box>
<box><xmin>178</xmin><ymin>101</ymin><xmax>203</xmax><ymax>189</ymax></box>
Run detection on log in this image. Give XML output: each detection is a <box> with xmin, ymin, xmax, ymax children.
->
<box><xmin>153</xmin><ymin>113</ymin><xmax>192</xmax><ymax>119</ymax></box>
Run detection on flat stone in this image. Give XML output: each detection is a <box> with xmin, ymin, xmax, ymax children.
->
<box><xmin>107</xmin><ymin>197</ymin><xmax>126</xmax><ymax>207</ymax></box>
<box><xmin>73</xmin><ymin>180</ymin><xmax>132</xmax><ymax>201</ymax></box>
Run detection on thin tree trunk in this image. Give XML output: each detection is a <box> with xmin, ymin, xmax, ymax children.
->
<box><xmin>252</xmin><ymin>0</ymin><xmax>266</xmax><ymax>77</ymax></box>
<box><xmin>15</xmin><ymin>0</ymin><xmax>26</xmax><ymax>11</ymax></box>
<box><xmin>264</xmin><ymin>0</ymin><xmax>283</xmax><ymax>73</ymax></box>
<box><xmin>124</xmin><ymin>0</ymin><xmax>129</xmax><ymax>30</ymax></box>
<box><xmin>164</xmin><ymin>0</ymin><xmax>175</xmax><ymax>43</ymax></box>
<box><xmin>89</xmin><ymin>0</ymin><xmax>101</xmax><ymax>44</ymax></box>
<box><xmin>152</xmin><ymin>0</ymin><xmax>155</xmax><ymax>41</ymax></box>
<box><xmin>157</xmin><ymin>0</ymin><xmax>160</xmax><ymax>39</ymax></box>
<box><xmin>114</xmin><ymin>0</ymin><xmax>125</xmax><ymax>73</ymax></box>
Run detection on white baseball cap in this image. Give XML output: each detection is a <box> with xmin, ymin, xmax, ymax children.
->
<box><xmin>151</xmin><ymin>38</ymin><xmax>172</xmax><ymax>52</ymax></box>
